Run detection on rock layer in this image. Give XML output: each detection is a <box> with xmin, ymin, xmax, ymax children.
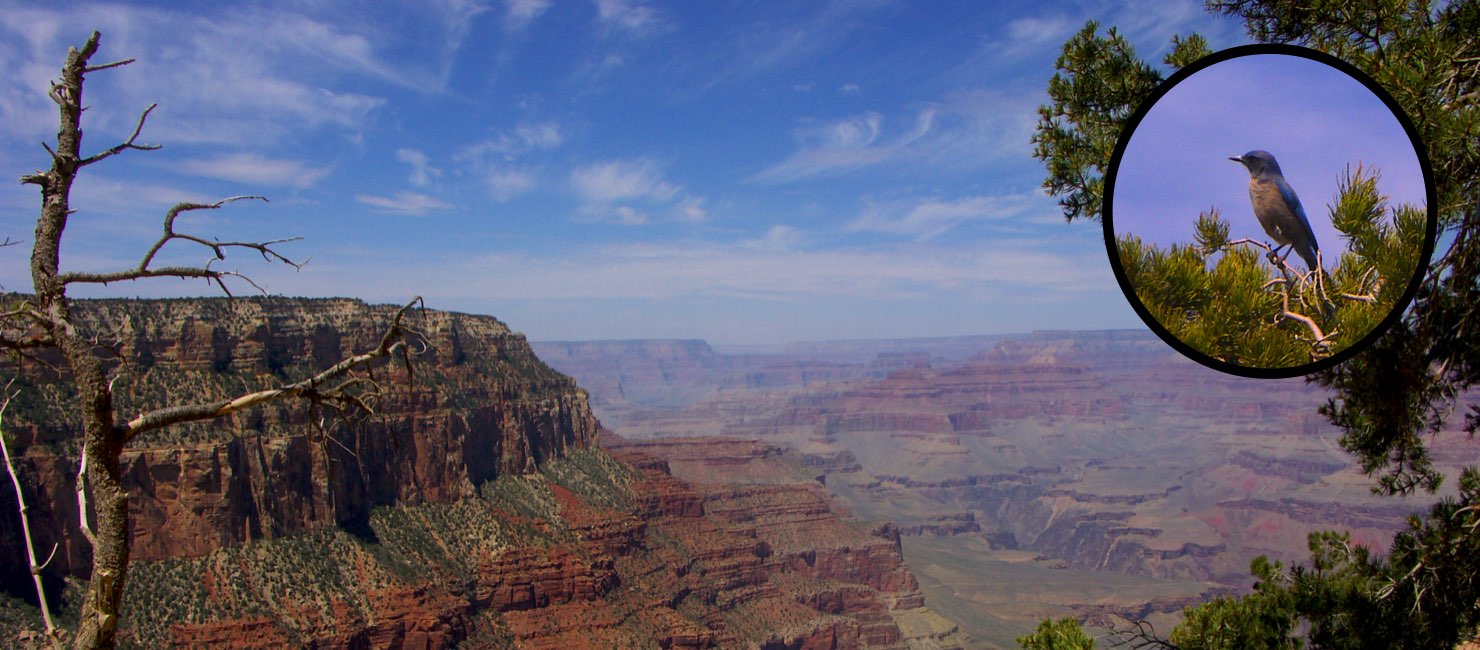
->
<box><xmin>1</xmin><ymin>298</ymin><xmax>946</xmax><ymax>648</ymax></box>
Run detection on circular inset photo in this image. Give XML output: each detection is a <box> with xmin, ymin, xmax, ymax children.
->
<box><xmin>1104</xmin><ymin>44</ymin><xmax>1437</xmax><ymax>379</ymax></box>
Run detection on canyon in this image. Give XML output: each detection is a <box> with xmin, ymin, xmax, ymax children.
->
<box><xmin>534</xmin><ymin>331</ymin><xmax>1475</xmax><ymax>647</ymax></box>
<box><xmin>0</xmin><ymin>298</ymin><xmax>965</xmax><ymax>648</ymax></box>
<box><xmin>3</xmin><ymin>298</ymin><xmax>1470</xmax><ymax>648</ymax></box>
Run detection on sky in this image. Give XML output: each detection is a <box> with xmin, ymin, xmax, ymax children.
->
<box><xmin>0</xmin><ymin>1</ymin><xmax>1252</xmax><ymax>345</ymax></box>
<box><xmin>1112</xmin><ymin>53</ymin><xmax>1427</xmax><ymax>263</ymax></box>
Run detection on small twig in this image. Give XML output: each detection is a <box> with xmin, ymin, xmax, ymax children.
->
<box><xmin>1226</xmin><ymin>237</ymin><xmax>1272</xmax><ymax>253</ymax></box>
<box><xmin>82</xmin><ymin>58</ymin><xmax>135</xmax><ymax>73</ymax></box>
<box><xmin>79</xmin><ymin>103</ymin><xmax>160</xmax><ymax>167</ymax></box>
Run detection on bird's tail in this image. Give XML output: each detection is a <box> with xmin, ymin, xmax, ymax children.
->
<box><xmin>1297</xmin><ymin>243</ymin><xmax>1320</xmax><ymax>273</ymax></box>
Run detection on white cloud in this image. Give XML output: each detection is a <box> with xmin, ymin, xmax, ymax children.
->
<box><xmin>839</xmin><ymin>83</ymin><xmax>861</xmax><ymax>95</ymax></box>
<box><xmin>812</xmin><ymin>111</ymin><xmax>883</xmax><ymax>148</ymax></box>
<box><xmin>593</xmin><ymin>0</ymin><xmax>665</xmax><ymax>36</ymax></box>
<box><xmin>71</xmin><ymin>175</ymin><xmax>220</xmax><ymax>217</ymax></box>
<box><xmin>455</xmin><ymin>122</ymin><xmax>563</xmax><ymax>201</ymax></box>
<box><xmin>571</xmin><ymin>159</ymin><xmax>679</xmax><ymax>204</ymax></box>
<box><xmin>396</xmin><ymin>149</ymin><xmax>441</xmax><ymax>188</ymax></box>
<box><xmin>612</xmin><ymin>205</ymin><xmax>648</xmax><ymax>225</ymax></box>
<box><xmin>676</xmin><ymin>197</ymin><xmax>707</xmax><ymax>222</ymax></box>
<box><xmin>849</xmin><ymin>193</ymin><xmax>1045</xmax><ymax>240</ymax></box>
<box><xmin>485</xmin><ymin>168</ymin><xmax>536</xmax><ymax>200</ymax></box>
<box><xmin>754</xmin><ymin>109</ymin><xmax>929</xmax><ymax>182</ymax></box>
<box><xmin>568</xmin><ymin>159</ymin><xmax>708</xmax><ymax>224</ymax></box>
<box><xmin>460</xmin><ymin>121</ymin><xmax>563</xmax><ymax>160</ymax></box>
<box><xmin>355</xmin><ymin>191</ymin><xmax>453</xmax><ymax>215</ymax></box>
<box><xmin>505</xmin><ymin>0</ymin><xmax>553</xmax><ymax>31</ymax></box>
<box><xmin>177</xmin><ymin>153</ymin><xmax>331</xmax><ymax>189</ymax></box>
<box><xmin>748</xmin><ymin>225</ymin><xmax>802</xmax><ymax>251</ymax></box>
<box><xmin>995</xmin><ymin>16</ymin><xmax>1075</xmax><ymax>58</ymax></box>
<box><xmin>755</xmin><ymin>86</ymin><xmax>1044</xmax><ymax>182</ymax></box>
<box><xmin>0</xmin><ymin>2</ymin><xmax>497</xmax><ymax>149</ymax></box>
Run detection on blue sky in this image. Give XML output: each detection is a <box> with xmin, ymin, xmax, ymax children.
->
<box><xmin>0</xmin><ymin>1</ymin><xmax>1250</xmax><ymax>344</ymax></box>
<box><xmin>1112</xmin><ymin>53</ymin><xmax>1426</xmax><ymax>263</ymax></box>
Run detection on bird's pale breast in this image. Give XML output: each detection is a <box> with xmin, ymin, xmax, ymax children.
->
<box><xmin>1248</xmin><ymin>177</ymin><xmax>1294</xmax><ymax>244</ymax></box>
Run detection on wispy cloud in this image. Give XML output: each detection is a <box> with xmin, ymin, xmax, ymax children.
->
<box><xmin>0</xmin><ymin>2</ymin><xmax>493</xmax><ymax>148</ymax></box>
<box><xmin>505</xmin><ymin>0</ymin><xmax>552</xmax><ymax>31</ymax></box>
<box><xmin>571</xmin><ymin>158</ymin><xmax>677</xmax><ymax>202</ymax></box>
<box><xmin>715</xmin><ymin>2</ymin><xmax>897</xmax><ymax>82</ymax></box>
<box><xmin>755</xmin><ymin>85</ymin><xmax>1046</xmax><ymax>183</ymax></box>
<box><xmin>396</xmin><ymin>149</ymin><xmax>442</xmax><ymax>188</ymax></box>
<box><xmin>849</xmin><ymin>193</ymin><xmax>1046</xmax><ymax>240</ymax></box>
<box><xmin>355</xmin><ymin>191</ymin><xmax>453</xmax><ymax>215</ymax></box>
<box><xmin>592</xmin><ymin>0</ymin><xmax>666</xmax><ymax>37</ymax></box>
<box><xmin>176</xmin><ymin>153</ymin><xmax>331</xmax><ymax>189</ymax></box>
<box><xmin>753</xmin><ymin>107</ymin><xmax>932</xmax><ymax>182</ymax></box>
<box><xmin>485</xmin><ymin>168</ymin><xmax>536</xmax><ymax>201</ymax></box>
<box><xmin>569</xmin><ymin>159</ymin><xmax>705</xmax><ymax>224</ymax></box>
<box><xmin>460</xmin><ymin>122</ymin><xmax>564</xmax><ymax>160</ymax></box>
<box><xmin>457</xmin><ymin>121</ymin><xmax>564</xmax><ymax>201</ymax></box>
<box><xmin>991</xmin><ymin>16</ymin><xmax>1076</xmax><ymax>59</ymax></box>
<box><xmin>71</xmin><ymin>175</ymin><xmax>219</xmax><ymax>218</ymax></box>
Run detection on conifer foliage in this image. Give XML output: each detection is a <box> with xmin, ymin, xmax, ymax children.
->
<box><xmin>1026</xmin><ymin>0</ymin><xmax>1479</xmax><ymax>647</ymax></box>
<box><xmin>1119</xmin><ymin>166</ymin><xmax>1427</xmax><ymax>368</ymax></box>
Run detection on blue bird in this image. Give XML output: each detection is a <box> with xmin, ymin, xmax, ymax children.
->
<box><xmin>1229</xmin><ymin>150</ymin><xmax>1321</xmax><ymax>271</ymax></box>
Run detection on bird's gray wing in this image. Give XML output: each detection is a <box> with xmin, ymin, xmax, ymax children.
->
<box><xmin>1276</xmin><ymin>176</ymin><xmax>1319</xmax><ymax>252</ymax></box>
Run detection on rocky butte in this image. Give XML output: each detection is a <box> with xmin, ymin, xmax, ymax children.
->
<box><xmin>0</xmin><ymin>297</ymin><xmax>965</xmax><ymax>648</ymax></box>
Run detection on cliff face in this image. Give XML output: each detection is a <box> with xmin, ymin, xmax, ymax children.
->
<box><xmin>3</xmin><ymin>298</ymin><xmax>596</xmax><ymax>577</ymax></box>
<box><xmin>1</xmin><ymin>298</ymin><xmax>945</xmax><ymax>648</ymax></box>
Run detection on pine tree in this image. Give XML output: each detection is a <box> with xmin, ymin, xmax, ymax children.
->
<box><xmin>1120</xmin><ymin>166</ymin><xmax>1426</xmax><ymax>368</ymax></box>
<box><xmin>1025</xmin><ymin>0</ymin><xmax>1480</xmax><ymax>647</ymax></box>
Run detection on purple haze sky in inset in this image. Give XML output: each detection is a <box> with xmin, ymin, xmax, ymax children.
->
<box><xmin>1112</xmin><ymin>53</ymin><xmax>1426</xmax><ymax>263</ymax></box>
<box><xmin>0</xmin><ymin>1</ymin><xmax>1254</xmax><ymax>344</ymax></box>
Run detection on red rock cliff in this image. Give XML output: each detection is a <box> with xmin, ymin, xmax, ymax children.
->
<box><xmin>2</xmin><ymin>297</ymin><xmax>595</xmax><ymax>579</ymax></box>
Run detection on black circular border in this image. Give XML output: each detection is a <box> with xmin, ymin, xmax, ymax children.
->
<box><xmin>1103</xmin><ymin>43</ymin><xmax>1439</xmax><ymax>379</ymax></box>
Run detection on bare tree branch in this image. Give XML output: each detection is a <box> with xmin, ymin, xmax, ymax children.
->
<box><xmin>1105</xmin><ymin>619</ymin><xmax>1180</xmax><ymax>649</ymax></box>
<box><xmin>59</xmin><ymin>196</ymin><xmax>305</xmax><ymax>290</ymax></box>
<box><xmin>1</xmin><ymin>383</ymin><xmax>64</xmax><ymax>645</ymax></box>
<box><xmin>82</xmin><ymin>58</ymin><xmax>134</xmax><ymax>74</ymax></box>
<box><xmin>119</xmin><ymin>297</ymin><xmax>424</xmax><ymax>443</ymax></box>
<box><xmin>78</xmin><ymin>103</ymin><xmax>159</xmax><ymax>168</ymax></box>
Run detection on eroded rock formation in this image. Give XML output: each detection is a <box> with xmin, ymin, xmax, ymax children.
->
<box><xmin>0</xmin><ymin>298</ymin><xmax>950</xmax><ymax>648</ymax></box>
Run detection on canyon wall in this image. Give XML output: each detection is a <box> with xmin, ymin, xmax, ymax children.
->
<box><xmin>0</xmin><ymin>298</ymin><xmax>952</xmax><ymax>648</ymax></box>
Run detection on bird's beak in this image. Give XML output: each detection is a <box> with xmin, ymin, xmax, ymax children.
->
<box><xmin>1228</xmin><ymin>156</ymin><xmax>1242</xmax><ymax>163</ymax></box>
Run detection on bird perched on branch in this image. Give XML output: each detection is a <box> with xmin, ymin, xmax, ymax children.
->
<box><xmin>1229</xmin><ymin>150</ymin><xmax>1320</xmax><ymax>271</ymax></box>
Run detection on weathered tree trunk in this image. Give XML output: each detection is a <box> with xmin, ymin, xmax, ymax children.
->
<box><xmin>13</xmin><ymin>31</ymin><xmax>419</xmax><ymax>649</ymax></box>
<box><xmin>21</xmin><ymin>33</ymin><xmax>126</xmax><ymax>650</ymax></box>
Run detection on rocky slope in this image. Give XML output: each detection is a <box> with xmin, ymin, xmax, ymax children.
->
<box><xmin>0</xmin><ymin>297</ymin><xmax>951</xmax><ymax>648</ymax></box>
<box><xmin>537</xmin><ymin>330</ymin><xmax>1467</xmax><ymax>647</ymax></box>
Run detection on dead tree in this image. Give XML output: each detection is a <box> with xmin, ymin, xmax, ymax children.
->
<box><xmin>5</xmin><ymin>32</ymin><xmax>422</xmax><ymax>649</ymax></box>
